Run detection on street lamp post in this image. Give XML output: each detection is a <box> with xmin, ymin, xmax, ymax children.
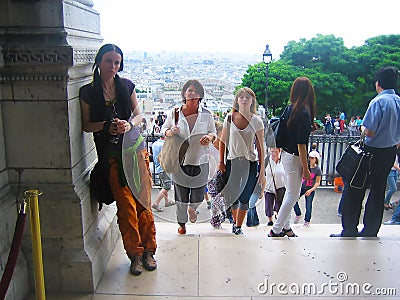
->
<box><xmin>263</xmin><ymin>44</ymin><xmax>272</xmax><ymax>116</ymax></box>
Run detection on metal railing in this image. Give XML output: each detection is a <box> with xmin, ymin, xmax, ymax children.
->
<box><xmin>143</xmin><ymin>132</ymin><xmax>362</xmax><ymax>187</ymax></box>
<box><xmin>309</xmin><ymin>133</ymin><xmax>360</xmax><ymax>186</ymax></box>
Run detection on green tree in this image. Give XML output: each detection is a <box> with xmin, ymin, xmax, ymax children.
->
<box><xmin>281</xmin><ymin>34</ymin><xmax>347</xmax><ymax>71</ymax></box>
<box><xmin>350</xmin><ymin>34</ymin><xmax>400</xmax><ymax>115</ymax></box>
<box><xmin>241</xmin><ymin>34</ymin><xmax>356</xmax><ymax>119</ymax></box>
<box><xmin>239</xmin><ymin>62</ymin><xmax>266</xmax><ymax>106</ymax></box>
<box><xmin>279</xmin><ymin>34</ymin><xmax>356</xmax><ymax>119</ymax></box>
<box><xmin>240</xmin><ymin>34</ymin><xmax>400</xmax><ymax>121</ymax></box>
<box><xmin>241</xmin><ymin>61</ymin><xmax>304</xmax><ymax>116</ymax></box>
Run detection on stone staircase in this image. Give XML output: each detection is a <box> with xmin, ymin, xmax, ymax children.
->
<box><xmin>38</xmin><ymin>222</ymin><xmax>400</xmax><ymax>299</ymax></box>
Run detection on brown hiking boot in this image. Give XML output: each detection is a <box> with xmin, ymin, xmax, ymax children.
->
<box><xmin>129</xmin><ymin>255</ymin><xmax>143</xmax><ymax>276</ymax></box>
<box><xmin>142</xmin><ymin>251</ymin><xmax>157</xmax><ymax>271</ymax></box>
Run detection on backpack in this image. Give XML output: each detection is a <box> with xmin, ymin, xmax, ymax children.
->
<box><xmin>270</xmin><ymin>105</ymin><xmax>289</xmax><ymax>148</ymax></box>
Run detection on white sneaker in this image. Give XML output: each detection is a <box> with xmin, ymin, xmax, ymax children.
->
<box><xmin>303</xmin><ymin>221</ymin><xmax>310</xmax><ymax>227</ymax></box>
<box><xmin>294</xmin><ymin>215</ymin><xmax>301</xmax><ymax>224</ymax></box>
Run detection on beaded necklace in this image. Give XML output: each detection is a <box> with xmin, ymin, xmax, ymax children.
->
<box><xmin>103</xmin><ymin>86</ymin><xmax>117</xmax><ymax>106</ymax></box>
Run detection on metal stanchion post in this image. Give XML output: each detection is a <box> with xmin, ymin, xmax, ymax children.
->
<box><xmin>25</xmin><ymin>190</ymin><xmax>46</xmax><ymax>300</ymax></box>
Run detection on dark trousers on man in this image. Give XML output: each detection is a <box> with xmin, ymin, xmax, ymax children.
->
<box><xmin>341</xmin><ymin>145</ymin><xmax>397</xmax><ymax>237</ymax></box>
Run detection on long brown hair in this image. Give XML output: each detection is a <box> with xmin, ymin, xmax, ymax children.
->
<box><xmin>287</xmin><ymin>77</ymin><xmax>316</xmax><ymax>129</ymax></box>
<box><xmin>232</xmin><ymin>87</ymin><xmax>257</xmax><ymax>114</ymax></box>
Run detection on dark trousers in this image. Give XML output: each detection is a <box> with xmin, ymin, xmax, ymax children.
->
<box><xmin>265</xmin><ymin>188</ymin><xmax>285</xmax><ymax>217</ymax></box>
<box><xmin>173</xmin><ymin>164</ymin><xmax>209</xmax><ymax>225</ymax></box>
<box><xmin>337</xmin><ymin>182</ymin><xmax>348</xmax><ymax>215</ymax></box>
<box><xmin>341</xmin><ymin>145</ymin><xmax>397</xmax><ymax>237</ymax></box>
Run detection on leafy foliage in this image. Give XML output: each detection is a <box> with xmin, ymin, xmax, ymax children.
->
<box><xmin>240</xmin><ymin>34</ymin><xmax>400</xmax><ymax>122</ymax></box>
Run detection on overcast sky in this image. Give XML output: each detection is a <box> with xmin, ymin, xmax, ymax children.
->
<box><xmin>92</xmin><ymin>0</ymin><xmax>399</xmax><ymax>58</ymax></box>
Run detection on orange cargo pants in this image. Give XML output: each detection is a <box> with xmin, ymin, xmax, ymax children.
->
<box><xmin>108</xmin><ymin>148</ymin><xmax>157</xmax><ymax>258</ymax></box>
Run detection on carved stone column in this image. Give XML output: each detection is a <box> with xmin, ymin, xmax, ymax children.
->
<box><xmin>0</xmin><ymin>0</ymin><xmax>120</xmax><ymax>295</ymax></box>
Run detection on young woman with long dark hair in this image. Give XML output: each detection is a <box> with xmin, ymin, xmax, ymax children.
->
<box><xmin>268</xmin><ymin>77</ymin><xmax>317</xmax><ymax>237</ymax></box>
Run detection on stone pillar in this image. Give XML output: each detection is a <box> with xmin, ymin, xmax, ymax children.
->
<box><xmin>0</xmin><ymin>0</ymin><xmax>120</xmax><ymax>295</ymax></box>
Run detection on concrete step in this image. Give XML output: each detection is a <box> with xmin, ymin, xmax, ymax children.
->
<box><xmin>34</xmin><ymin>222</ymin><xmax>400</xmax><ymax>299</ymax></box>
<box><xmin>154</xmin><ymin>221</ymin><xmax>400</xmax><ymax>240</ymax></box>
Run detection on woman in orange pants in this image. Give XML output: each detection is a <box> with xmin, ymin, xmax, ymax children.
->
<box><xmin>80</xmin><ymin>44</ymin><xmax>157</xmax><ymax>276</ymax></box>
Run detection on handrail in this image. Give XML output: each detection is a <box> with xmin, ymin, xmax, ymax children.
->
<box><xmin>0</xmin><ymin>200</ymin><xmax>27</xmax><ymax>299</ymax></box>
<box><xmin>142</xmin><ymin>132</ymin><xmax>363</xmax><ymax>186</ymax></box>
<box><xmin>0</xmin><ymin>190</ymin><xmax>48</xmax><ymax>300</ymax></box>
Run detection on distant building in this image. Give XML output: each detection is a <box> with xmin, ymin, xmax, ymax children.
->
<box><xmin>221</xmin><ymin>94</ymin><xmax>234</xmax><ymax>104</ymax></box>
<box><xmin>163</xmin><ymin>91</ymin><xmax>181</xmax><ymax>104</ymax></box>
<box><xmin>203</xmin><ymin>99</ymin><xmax>232</xmax><ymax>113</ymax></box>
<box><xmin>137</xmin><ymin>92</ymin><xmax>153</xmax><ymax>114</ymax></box>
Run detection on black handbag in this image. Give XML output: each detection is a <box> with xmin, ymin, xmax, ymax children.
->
<box><xmin>90</xmin><ymin>158</ymin><xmax>115</xmax><ymax>211</ymax></box>
<box><xmin>215</xmin><ymin>170</ymin><xmax>227</xmax><ymax>194</ymax></box>
<box><xmin>336</xmin><ymin>137</ymin><xmax>373</xmax><ymax>189</ymax></box>
<box><xmin>269</xmin><ymin>105</ymin><xmax>289</xmax><ymax>149</ymax></box>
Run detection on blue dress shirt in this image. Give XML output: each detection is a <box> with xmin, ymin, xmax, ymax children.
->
<box><xmin>362</xmin><ymin>89</ymin><xmax>400</xmax><ymax>148</ymax></box>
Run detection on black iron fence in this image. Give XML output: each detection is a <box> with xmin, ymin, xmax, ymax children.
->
<box><xmin>308</xmin><ymin>134</ymin><xmax>361</xmax><ymax>186</ymax></box>
<box><xmin>143</xmin><ymin>132</ymin><xmax>362</xmax><ymax>187</ymax></box>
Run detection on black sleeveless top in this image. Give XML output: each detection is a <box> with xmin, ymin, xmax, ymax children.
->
<box><xmin>79</xmin><ymin>76</ymin><xmax>135</xmax><ymax>158</ymax></box>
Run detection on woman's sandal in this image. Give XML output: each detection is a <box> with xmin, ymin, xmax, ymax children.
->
<box><xmin>152</xmin><ymin>204</ymin><xmax>164</xmax><ymax>212</ymax></box>
<box><xmin>282</xmin><ymin>228</ymin><xmax>298</xmax><ymax>237</ymax></box>
<box><xmin>268</xmin><ymin>229</ymin><xmax>285</xmax><ymax>237</ymax></box>
<box><xmin>188</xmin><ymin>207</ymin><xmax>197</xmax><ymax>223</ymax></box>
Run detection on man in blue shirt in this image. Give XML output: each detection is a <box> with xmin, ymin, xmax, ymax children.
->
<box><xmin>151</xmin><ymin>135</ymin><xmax>175</xmax><ymax>211</ymax></box>
<box><xmin>331</xmin><ymin>66</ymin><xmax>400</xmax><ymax>237</ymax></box>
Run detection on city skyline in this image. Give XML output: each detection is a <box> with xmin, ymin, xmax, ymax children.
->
<box><xmin>93</xmin><ymin>0</ymin><xmax>399</xmax><ymax>58</ymax></box>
